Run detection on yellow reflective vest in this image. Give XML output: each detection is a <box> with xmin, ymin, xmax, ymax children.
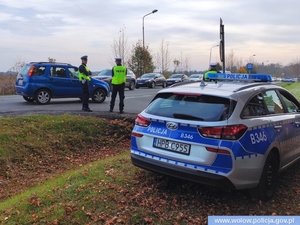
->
<box><xmin>203</xmin><ymin>70</ymin><xmax>217</xmax><ymax>81</ymax></box>
<box><xmin>111</xmin><ymin>66</ymin><xmax>127</xmax><ymax>85</ymax></box>
<box><xmin>78</xmin><ymin>65</ymin><xmax>91</xmax><ymax>81</ymax></box>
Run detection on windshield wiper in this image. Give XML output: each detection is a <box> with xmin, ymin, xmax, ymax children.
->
<box><xmin>173</xmin><ymin>113</ymin><xmax>204</xmax><ymax>121</ymax></box>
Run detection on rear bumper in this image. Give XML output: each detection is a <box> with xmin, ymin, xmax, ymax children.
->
<box><xmin>131</xmin><ymin>153</ymin><xmax>235</xmax><ymax>189</ymax></box>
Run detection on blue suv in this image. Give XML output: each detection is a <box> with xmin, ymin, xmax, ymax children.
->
<box><xmin>15</xmin><ymin>62</ymin><xmax>110</xmax><ymax>104</ymax></box>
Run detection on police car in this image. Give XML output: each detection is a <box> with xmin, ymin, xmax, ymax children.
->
<box><xmin>130</xmin><ymin>73</ymin><xmax>300</xmax><ymax>201</ymax></box>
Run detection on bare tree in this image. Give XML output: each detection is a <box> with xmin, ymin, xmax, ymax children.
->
<box><xmin>155</xmin><ymin>39</ymin><xmax>171</xmax><ymax>75</ymax></box>
<box><xmin>288</xmin><ymin>58</ymin><xmax>300</xmax><ymax>78</ymax></box>
<box><xmin>226</xmin><ymin>49</ymin><xmax>235</xmax><ymax>72</ymax></box>
<box><xmin>182</xmin><ymin>54</ymin><xmax>191</xmax><ymax>73</ymax></box>
<box><xmin>8</xmin><ymin>56</ymin><xmax>26</xmax><ymax>73</ymax></box>
<box><xmin>111</xmin><ymin>26</ymin><xmax>130</xmax><ymax>67</ymax></box>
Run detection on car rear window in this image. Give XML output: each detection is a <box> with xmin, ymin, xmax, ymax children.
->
<box><xmin>145</xmin><ymin>93</ymin><xmax>233</xmax><ymax>121</ymax></box>
<box><xmin>17</xmin><ymin>64</ymin><xmax>46</xmax><ymax>78</ymax></box>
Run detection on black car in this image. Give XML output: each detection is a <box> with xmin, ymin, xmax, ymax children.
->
<box><xmin>94</xmin><ymin>69</ymin><xmax>136</xmax><ymax>90</ymax></box>
<box><xmin>166</xmin><ymin>73</ymin><xmax>189</xmax><ymax>87</ymax></box>
<box><xmin>136</xmin><ymin>73</ymin><xmax>167</xmax><ymax>89</ymax></box>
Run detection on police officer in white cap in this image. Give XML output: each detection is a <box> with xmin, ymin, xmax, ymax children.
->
<box><xmin>78</xmin><ymin>55</ymin><xmax>92</xmax><ymax>112</ymax></box>
<box><xmin>203</xmin><ymin>62</ymin><xmax>220</xmax><ymax>81</ymax></box>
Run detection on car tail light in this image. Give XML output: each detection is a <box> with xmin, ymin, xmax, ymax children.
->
<box><xmin>198</xmin><ymin>124</ymin><xmax>248</xmax><ymax>140</ymax></box>
<box><xmin>27</xmin><ymin>66</ymin><xmax>35</xmax><ymax>76</ymax></box>
<box><xmin>135</xmin><ymin>114</ymin><xmax>151</xmax><ymax>127</ymax></box>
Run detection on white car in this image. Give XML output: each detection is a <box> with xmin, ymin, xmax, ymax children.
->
<box><xmin>131</xmin><ymin>73</ymin><xmax>300</xmax><ymax>201</ymax></box>
<box><xmin>188</xmin><ymin>74</ymin><xmax>203</xmax><ymax>81</ymax></box>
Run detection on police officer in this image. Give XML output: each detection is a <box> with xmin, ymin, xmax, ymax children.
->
<box><xmin>110</xmin><ymin>58</ymin><xmax>127</xmax><ymax>113</ymax></box>
<box><xmin>203</xmin><ymin>62</ymin><xmax>220</xmax><ymax>81</ymax></box>
<box><xmin>78</xmin><ymin>55</ymin><xmax>92</xmax><ymax>112</ymax></box>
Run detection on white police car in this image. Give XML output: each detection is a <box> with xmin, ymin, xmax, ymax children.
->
<box><xmin>131</xmin><ymin>73</ymin><xmax>300</xmax><ymax>200</ymax></box>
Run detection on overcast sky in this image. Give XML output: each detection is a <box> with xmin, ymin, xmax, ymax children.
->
<box><xmin>1</xmin><ymin>0</ymin><xmax>300</xmax><ymax>72</ymax></box>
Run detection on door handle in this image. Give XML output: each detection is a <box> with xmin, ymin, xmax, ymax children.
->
<box><xmin>274</xmin><ymin>125</ymin><xmax>282</xmax><ymax>130</ymax></box>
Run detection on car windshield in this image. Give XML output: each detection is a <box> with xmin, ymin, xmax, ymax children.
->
<box><xmin>141</xmin><ymin>74</ymin><xmax>155</xmax><ymax>78</ymax></box>
<box><xmin>190</xmin><ymin>74</ymin><xmax>200</xmax><ymax>78</ymax></box>
<box><xmin>145</xmin><ymin>93</ymin><xmax>233</xmax><ymax>121</ymax></box>
<box><xmin>170</xmin><ymin>74</ymin><xmax>183</xmax><ymax>78</ymax></box>
<box><xmin>98</xmin><ymin>70</ymin><xmax>112</xmax><ymax>76</ymax></box>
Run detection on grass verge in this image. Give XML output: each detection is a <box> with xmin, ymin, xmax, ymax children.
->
<box><xmin>0</xmin><ymin>112</ymin><xmax>300</xmax><ymax>224</ymax></box>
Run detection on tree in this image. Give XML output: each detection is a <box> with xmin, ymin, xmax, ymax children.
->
<box><xmin>8</xmin><ymin>56</ymin><xmax>26</xmax><ymax>73</ymax></box>
<box><xmin>111</xmin><ymin>26</ymin><xmax>130</xmax><ymax>67</ymax></box>
<box><xmin>226</xmin><ymin>49</ymin><xmax>235</xmax><ymax>72</ymax></box>
<box><xmin>155</xmin><ymin>39</ymin><xmax>171</xmax><ymax>76</ymax></box>
<box><xmin>287</xmin><ymin>58</ymin><xmax>300</xmax><ymax>79</ymax></box>
<box><xmin>182</xmin><ymin>54</ymin><xmax>192</xmax><ymax>73</ymax></box>
<box><xmin>128</xmin><ymin>40</ymin><xmax>155</xmax><ymax>77</ymax></box>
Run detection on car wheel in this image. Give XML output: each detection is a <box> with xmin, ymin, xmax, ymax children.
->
<box><xmin>23</xmin><ymin>96</ymin><xmax>35</xmax><ymax>102</ymax></box>
<box><xmin>162</xmin><ymin>82</ymin><xmax>167</xmax><ymax>88</ymax></box>
<box><xmin>250</xmin><ymin>152</ymin><xmax>279</xmax><ymax>201</ymax></box>
<box><xmin>35</xmin><ymin>89</ymin><xmax>51</xmax><ymax>104</ymax></box>
<box><xmin>129</xmin><ymin>81</ymin><xmax>135</xmax><ymax>90</ymax></box>
<box><xmin>149</xmin><ymin>82</ymin><xmax>155</xmax><ymax>88</ymax></box>
<box><xmin>92</xmin><ymin>88</ymin><xmax>106</xmax><ymax>103</ymax></box>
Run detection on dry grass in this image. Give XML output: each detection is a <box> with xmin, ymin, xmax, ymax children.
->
<box><xmin>0</xmin><ymin>74</ymin><xmax>17</xmax><ymax>95</ymax></box>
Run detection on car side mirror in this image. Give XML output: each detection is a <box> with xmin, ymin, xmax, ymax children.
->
<box><xmin>74</xmin><ymin>68</ymin><xmax>78</xmax><ymax>72</ymax></box>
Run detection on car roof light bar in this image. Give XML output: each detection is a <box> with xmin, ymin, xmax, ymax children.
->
<box><xmin>205</xmin><ymin>73</ymin><xmax>272</xmax><ymax>82</ymax></box>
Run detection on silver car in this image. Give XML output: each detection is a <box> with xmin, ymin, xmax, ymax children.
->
<box><xmin>94</xmin><ymin>69</ymin><xmax>136</xmax><ymax>90</ymax></box>
<box><xmin>131</xmin><ymin>73</ymin><xmax>300</xmax><ymax>201</ymax></box>
<box><xmin>189</xmin><ymin>74</ymin><xmax>203</xmax><ymax>81</ymax></box>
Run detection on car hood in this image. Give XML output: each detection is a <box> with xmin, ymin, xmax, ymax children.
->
<box><xmin>91</xmin><ymin>77</ymin><xmax>109</xmax><ymax>86</ymax></box>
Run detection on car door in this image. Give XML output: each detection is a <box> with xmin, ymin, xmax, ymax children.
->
<box><xmin>47</xmin><ymin>66</ymin><xmax>72</xmax><ymax>97</ymax></box>
<box><xmin>155</xmin><ymin>74</ymin><xmax>162</xmax><ymax>86</ymax></box>
<box><xmin>277</xmin><ymin>89</ymin><xmax>300</xmax><ymax>160</ymax></box>
<box><xmin>67</xmin><ymin>66</ymin><xmax>82</xmax><ymax>96</ymax></box>
<box><xmin>263</xmin><ymin>89</ymin><xmax>300</xmax><ymax>167</ymax></box>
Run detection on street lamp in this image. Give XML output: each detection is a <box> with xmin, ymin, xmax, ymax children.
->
<box><xmin>209</xmin><ymin>44</ymin><xmax>219</xmax><ymax>66</ymax></box>
<box><xmin>142</xmin><ymin>9</ymin><xmax>158</xmax><ymax>74</ymax></box>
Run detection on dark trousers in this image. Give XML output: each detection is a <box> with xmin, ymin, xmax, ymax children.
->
<box><xmin>82</xmin><ymin>82</ymin><xmax>90</xmax><ymax>109</ymax></box>
<box><xmin>110</xmin><ymin>84</ymin><xmax>125</xmax><ymax>111</ymax></box>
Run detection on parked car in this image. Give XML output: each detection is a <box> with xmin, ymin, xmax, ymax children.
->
<box><xmin>188</xmin><ymin>74</ymin><xmax>203</xmax><ymax>81</ymax></box>
<box><xmin>15</xmin><ymin>61</ymin><xmax>110</xmax><ymax>104</ymax></box>
<box><xmin>94</xmin><ymin>69</ymin><xmax>136</xmax><ymax>90</ymax></box>
<box><xmin>136</xmin><ymin>73</ymin><xmax>167</xmax><ymax>89</ymax></box>
<box><xmin>166</xmin><ymin>74</ymin><xmax>189</xmax><ymax>86</ymax></box>
<box><xmin>282</xmin><ymin>78</ymin><xmax>295</xmax><ymax>83</ymax></box>
<box><xmin>131</xmin><ymin>73</ymin><xmax>300</xmax><ymax>201</ymax></box>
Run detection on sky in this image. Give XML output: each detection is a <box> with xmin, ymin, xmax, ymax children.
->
<box><xmin>1</xmin><ymin>0</ymin><xmax>300</xmax><ymax>72</ymax></box>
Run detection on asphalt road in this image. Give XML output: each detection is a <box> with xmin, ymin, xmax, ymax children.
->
<box><xmin>0</xmin><ymin>87</ymin><xmax>162</xmax><ymax>118</ymax></box>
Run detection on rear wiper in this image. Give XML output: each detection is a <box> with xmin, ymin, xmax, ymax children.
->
<box><xmin>173</xmin><ymin>113</ymin><xmax>204</xmax><ymax>121</ymax></box>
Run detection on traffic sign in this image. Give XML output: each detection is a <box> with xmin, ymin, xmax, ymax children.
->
<box><xmin>247</xmin><ymin>63</ymin><xmax>253</xmax><ymax>71</ymax></box>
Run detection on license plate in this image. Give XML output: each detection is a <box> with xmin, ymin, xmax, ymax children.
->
<box><xmin>18</xmin><ymin>79</ymin><xmax>23</xmax><ymax>85</ymax></box>
<box><xmin>153</xmin><ymin>138</ymin><xmax>190</xmax><ymax>155</ymax></box>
